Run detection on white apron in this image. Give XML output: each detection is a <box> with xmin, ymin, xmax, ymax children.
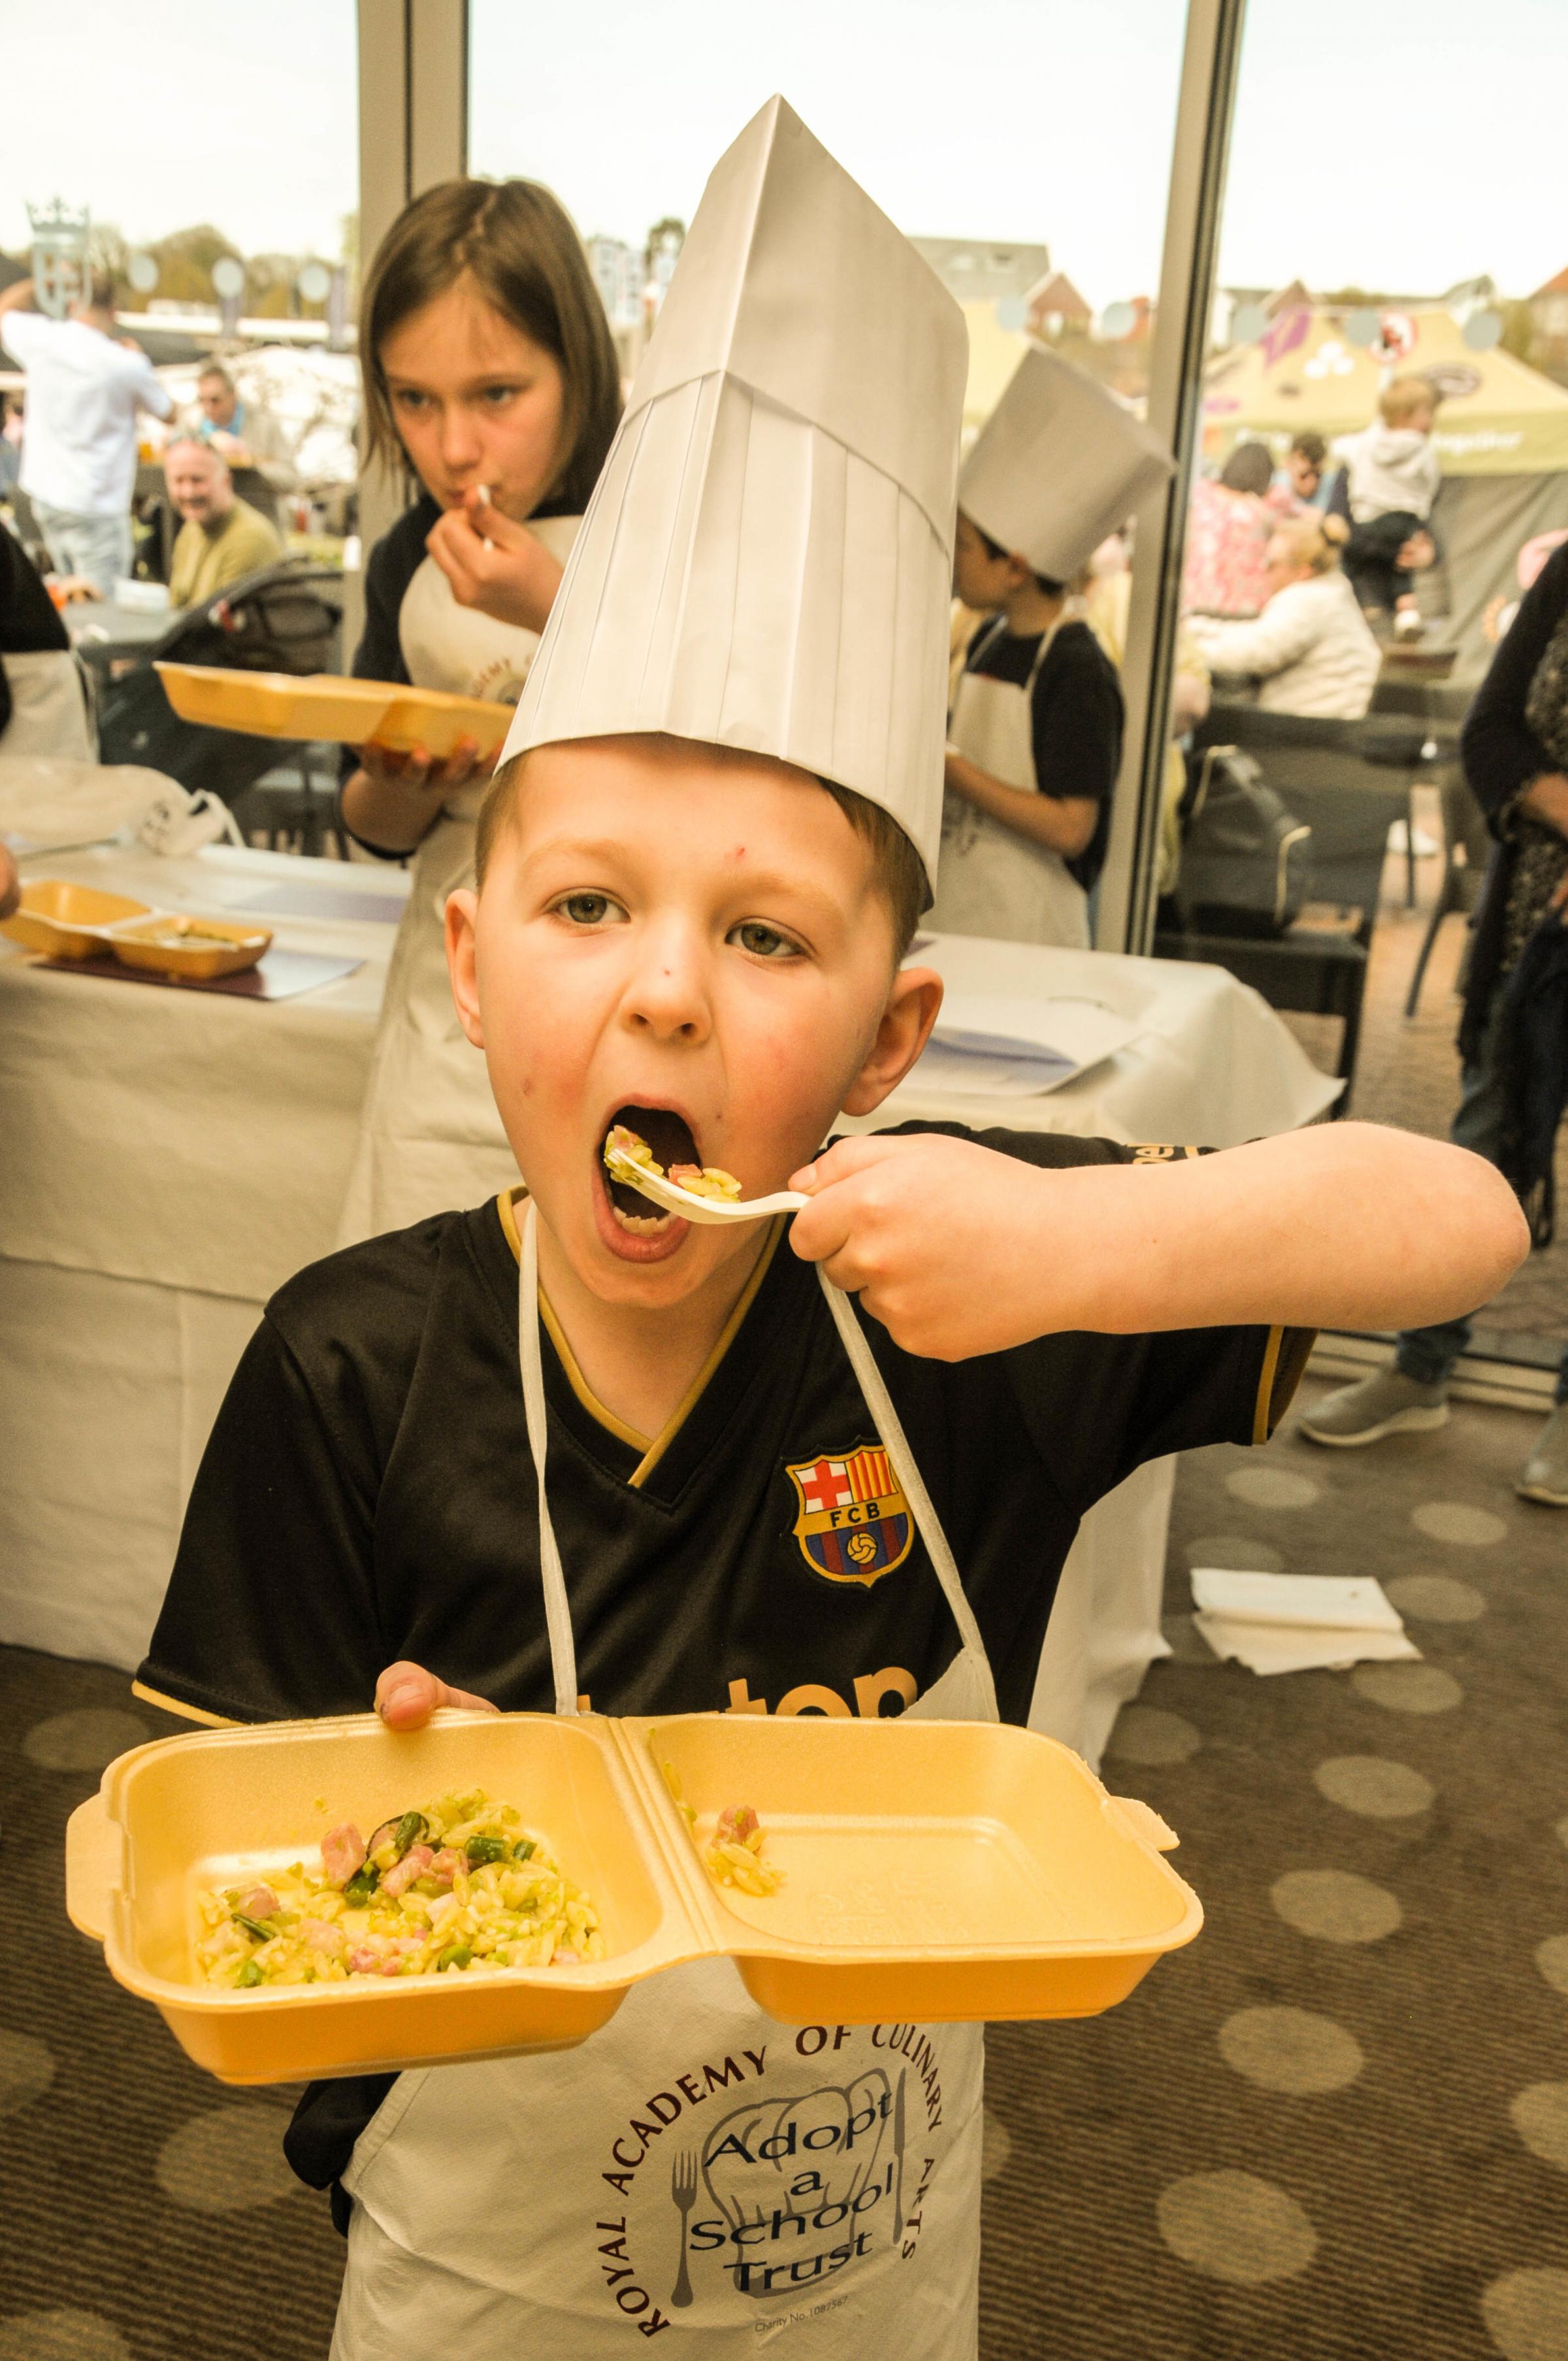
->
<box><xmin>336</xmin><ymin>515</ymin><xmax>581</xmax><ymax>1245</ymax></box>
<box><xmin>0</xmin><ymin>648</ymin><xmax>92</xmax><ymax>761</ymax></box>
<box><xmin>928</xmin><ymin>610</ymin><xmax>1091</xmax><ymax>951</ymax></box>
<box><xmin>332</xmin><ymin>1202</ymin><xmax>998</xmax><ymax>2360</ymax></box>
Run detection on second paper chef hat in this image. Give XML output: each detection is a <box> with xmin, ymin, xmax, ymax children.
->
<box><xmin>959</xmin><ymin>346</ymin><xmax>1174</xmax><ymax>583</ymax></box>
<box><xmin>498</xmin><ymin>96</ymin><xmax>967</xmax><ymax>889</ymax></box>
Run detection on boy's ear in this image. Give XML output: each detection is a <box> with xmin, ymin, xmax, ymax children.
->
<box><xmin>444</xmin><ymin>887</ymin><xmax>484</xmax><ymax>1049</ymax></box>
<box><xmin>841</xmin><ymin>964</ymin><xmax>943</xmax><ymax>1116</ymax></box>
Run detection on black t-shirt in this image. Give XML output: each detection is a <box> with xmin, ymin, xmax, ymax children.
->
<box><xmin>136</xmin><ymin>1122</ymin><xmax>1311</xmax><ymax>2200</ymax></box>
<box><xmin>964</xmin><ymin>617</ymin><xmax>1124</xmax><ymax>892</ymax></box>
<box><xmin>140</xmin><ymin>1125</ymin><xmax>1307</xmax><ymax>1736</ymax></box>
<box><xmin>1</xmin><ymin>520</ymin><xmax>69</xmax><ymax>740</ymax></box>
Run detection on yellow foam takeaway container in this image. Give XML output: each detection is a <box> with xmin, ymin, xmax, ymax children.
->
<box><xmin>154</xmin><ymin>663</ymin><xmax>514</xmax><ymax>760</ymax></box>
<box><xmin>67</xmin><ymin>1710</ymin><xmax>1201</xmax><ymax>2087</ymax></box>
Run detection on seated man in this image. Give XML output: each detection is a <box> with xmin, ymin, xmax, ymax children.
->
<box><xmin>164</xmin><ymin>436</ymin><xmax>282</xmax><ymax>609</ymax></box>
<box><xmin>191</xmin><ymin>362</ymin><xmax>297</xmax><ymax>526</ymax></box>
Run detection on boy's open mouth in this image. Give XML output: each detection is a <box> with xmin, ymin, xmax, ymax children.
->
<box><xmin>598</xmin><ymin>1105</ymin><xmax>700</xmax><ymax>1233</ymax></box>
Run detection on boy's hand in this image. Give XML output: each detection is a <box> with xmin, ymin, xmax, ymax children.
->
<box><xmin>788</xmin><ymin>1133</ymin><xmax>1064</xmax><ymax>1361</ymax></box>
<box><xmin>375</xmin><ymin>1661</ymin><xmax>498</xmax><ymax>1728</ymax></box>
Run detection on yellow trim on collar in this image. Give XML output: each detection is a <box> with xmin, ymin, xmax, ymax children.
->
<box><xmin>493</xmin><ymin>1189</ymin><xmax>785</xmax><ymax>1489</ymax></box>
<box><xmin>131</xmin><ymin>1680</ymin><xmax>238</xmax><ymax>1728</ymax></box>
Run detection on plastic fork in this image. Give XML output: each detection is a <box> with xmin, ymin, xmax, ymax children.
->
<box><xmin>670</xmin><ymin>2149</ymin><xmax>698</xmax><ymax>2307</ymax></box>
<box><xmin>604</xmin><ymin>1139</ymin><xmax>806</xmax><ymax>1226</ymax></box>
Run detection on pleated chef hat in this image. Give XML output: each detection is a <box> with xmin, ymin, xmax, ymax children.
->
<box><xmin>959</xmin><ymin>346</ymin><xmax>1174</xmax><ymax>583</ymax></box>
<box><xmin>498</xmin><ymin>95</ymin><xmax>967</xmax><ymax>888</ymax></box>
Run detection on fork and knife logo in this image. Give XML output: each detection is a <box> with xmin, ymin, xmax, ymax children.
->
<box><xmin>668</xmin><ymin>2068</ymin><xmax>907</xmax><ymax>2306</ymax></box>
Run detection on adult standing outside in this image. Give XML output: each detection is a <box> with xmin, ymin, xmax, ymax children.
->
<box><xmin>336</xmin><ymin>177</ymin><xmax>621</xmax><ymax>1241</ymax></box>
<box><xmin>1186</xmin><ymin>513</ymin><xmax>1382</xmax><ymax>720</ymax></box>
<box><xmin>0</xmin><ymin>270</ymin><xmax>172</xmax><ymax>594</ymax></box>
<box><xmin>164</xmin><ymin>436</ymin><xmax>282</xmax><ymax>606</ymax></box>
<box><xmin>191</xmin><ymin>363</ymin><xmax>297</xmax><ymax>525</ymax></box>
<box><xmin>1301</xmin><ymin>538</ymin><xmax>1568</xmax><ymax>1503</ymax></box>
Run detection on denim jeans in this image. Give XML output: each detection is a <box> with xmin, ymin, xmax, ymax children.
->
<box><xmin>1396</xmin><ymin>992</ymin><xmax>1568</xmax><ymax>1403</ymax></box>
<box><xmin>31</xmin><ymin>500</ymin><xmax>133</xmax><ymax>598</ymax></box>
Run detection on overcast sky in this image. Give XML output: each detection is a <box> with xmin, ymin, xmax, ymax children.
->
<box><xmin>3</xmin><ymin>0</ymin><xmax>1567</xmax><ymax>306</ymax></box>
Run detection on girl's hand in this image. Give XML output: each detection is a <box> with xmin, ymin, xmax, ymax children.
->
<box><xmin>341</xmin><ymin>734</ymin><xmax>495</xmax><ymax>853</ymax></box>
<box><xmin>787</xmin><ymin>1132</ymin><xmax>1067</xmax><ymax>1360</ymax></box>
<box><xmin>425</xmin><ymin>493</ymin><xmax>564</xmax><ymax>634</ymax></box>
<box><xmin>375</xmin><ymin>1660</ymin><xmax>498</xmax><ymax>1729</ymax></box>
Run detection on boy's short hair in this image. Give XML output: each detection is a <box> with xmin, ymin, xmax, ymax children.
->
<box><xmin>1380</xmin><ymin>375</ymin><xmax>1438</xmax><ymax>429</ymax></box>
<box><xmin>1290</xmin><ymin>430</ymin><xmax>1328</xmax><ymax>468</ymax></box>
<box><xmin>474</xmin><ymin>748</ymin><xmax>928</xmax><ymax>961</ymax></box>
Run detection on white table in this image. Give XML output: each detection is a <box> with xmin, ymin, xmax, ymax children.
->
<box><xmin>0</xmin><ymin>872</ymin><xmax>1331</xmax><ymax>1766</ymax></box>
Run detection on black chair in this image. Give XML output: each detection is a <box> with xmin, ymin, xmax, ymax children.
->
<box><xmin>96</xmin><ymin>557</ymin><xmax>344</xmax><ymax>807</ymax></box>
<box><xmin>1156</xmin><ymin>704</ymin><xmax>1411</xmax><ymax>1109</ymax></box>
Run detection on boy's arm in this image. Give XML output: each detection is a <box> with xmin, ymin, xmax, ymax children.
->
<box><xmin>787</xmin><ymin>1122</ymin><xmax>1528</xmax><ymax>1363</ymax></box>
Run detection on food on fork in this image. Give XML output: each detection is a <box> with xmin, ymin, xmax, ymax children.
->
<box><xmin>602</xmin><ymin>1124</ymin><xmax>742</xmax><ymax>1202</ymax></box>
<box><xmin>194</xmin><ymin>1787</ymin><xmax>604</xmax><ymax>1989</ymax></box>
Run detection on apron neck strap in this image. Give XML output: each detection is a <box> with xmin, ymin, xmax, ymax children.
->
<box><xmin>815</xmin><ymin>1269</ymin><xmax>999</xmax><ymax>1719</ymax></box>
<box><xmin>517</xmin><ymin>1199</ymin><xmax>998</xmax><ymax>1723</ymax></box>
<box><xmin>518</xmin><ymin>1200</ymin><xmax>583</xmax><ymax>1717</ymax></box>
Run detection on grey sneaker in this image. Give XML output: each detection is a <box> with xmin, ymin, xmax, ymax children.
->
<box><xmin>1298</xmin><ymin>1367</ymin><xmax>1450</xmax><ymax>1447</ymax></box>
<box><xmin>1517</xmin><ymin>1405</ymin><xmax>1568</xmax><ymax>1507</ymax></box>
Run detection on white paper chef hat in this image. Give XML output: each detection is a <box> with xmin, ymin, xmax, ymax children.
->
<box><xmin>959</xmin><ymin>345</ymin><xmax>1174</xmax><ymax>583</ymax></box>
<box><xmin>498</xmin><ymin>95</ymin><xmax>967</xmax><ymax>888</ymax></box>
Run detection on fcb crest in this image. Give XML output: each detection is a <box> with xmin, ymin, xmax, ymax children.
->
<box><xmin>786</xmin><ymin>1444</ymin><xmax>913</xmax><ymax>1588</ymax></box>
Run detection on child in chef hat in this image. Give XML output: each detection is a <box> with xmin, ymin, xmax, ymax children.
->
<box><xmin>935</xmin><ymin>347</ymin><xmax>1173</xmax><ymax>948</ymax></box>
<box><xmin>139</xmin><ymin>97</ymin><xmax>1526</xmax><ymax>2359</ymax></box>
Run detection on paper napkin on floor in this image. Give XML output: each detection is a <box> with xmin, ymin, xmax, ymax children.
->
<box><xmin>1190</xmin><ymin>1567</ymin><xmax>1421</xmax><ymax>1675</ymax></box>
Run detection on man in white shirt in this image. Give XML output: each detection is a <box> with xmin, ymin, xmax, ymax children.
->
<box><xmin>0</xmin><ymin>270</ymin><xmax>173</xmax><ymax>594</ymax></box>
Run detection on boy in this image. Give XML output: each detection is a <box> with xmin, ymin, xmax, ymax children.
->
<box><xmin>136</xmin><ymin>101</ymin><xmax>1526</xmax><ymax>2360</ymax></box>
<box><xmin>1333</xmin><ymin>374</ymin><xmax>1443</xmax><ymax>631</ymax></box>
<box><xmin>934</xmin><ymin>346</ymin><xmax>1171</xmax><ymax>949</ymax></box>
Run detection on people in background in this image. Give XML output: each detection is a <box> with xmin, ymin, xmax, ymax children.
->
<box><xmin>1186</xmin><ymin>512</ymin><xmax>1381</xmax><ymax>719</ymax></box>
<box><xmin>1333</xmin><ymin>375</ymin><xmax>1442</xmax><ymax>632</ymax></box>
<box><xmin>1182</xmin><ymin>440</ymin><xmax>1275</xmax><ymax>617</ymax></box>
<box><xmin>0</xmin><ymin>270</ymin><xmax>172</xmax><ymax>594</ymax></box>
<box><xmin>335</xmin><ymin>175</ymin><xmax>621</xmax><ymax>1241</ymax></box>
<box><xmin>191</xmin><ymin>363</ymin><xmax>297</xmax><ymax>525</ymax></box>
<box><xmin>0</xmin><ymin>521</ymin><xmax>90</xmax><ymax>760</ymax></box>
<box><xmin>1269</xmin><ymin>430</ymin><xmax>1330</xmax><ymax>515</ymax></box>
<box><xmin>163</xmin><ymin>437</ymin><xmax>282</xmax><ymax>607</ymax></box>
<box><xmin>1301</xmin><ymin>537</ymin><xmax>1568</xmax><ymax>1505</ymax></box>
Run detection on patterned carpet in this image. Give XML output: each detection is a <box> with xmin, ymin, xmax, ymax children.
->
<box><xmin>4</xmin><ymin>1379</ymin><xmax>1565</xmax><ymax>2358</ymax></box>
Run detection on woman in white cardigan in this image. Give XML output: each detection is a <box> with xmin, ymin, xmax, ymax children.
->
<box><xmin>1187</xmin><ymin>513</ymin><xmax>1382</xmax><ymax>719</ymax></box>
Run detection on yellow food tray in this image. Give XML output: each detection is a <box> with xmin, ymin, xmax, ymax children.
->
<box><xmin>103</xmin><ymin>913</ymin><xmax>271</xmax><ymax>981</ymax></box>
<box><xmin>1</xmin><ymin>879</ymin><xmax>151</xmax><ymax>959</ymax></box>
<box><xmin>66</xmin><ymin>1710</ymin><xmax>1201</xmax><ymax>2087</ymax></box>
<box><xmin>154</xmin><ymin>662</ymin><xmax>514</xmax><ymax>759</ymax></box>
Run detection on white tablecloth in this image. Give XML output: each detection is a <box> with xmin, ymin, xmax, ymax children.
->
<box><xmin>1</xmin><ymin>870</ymin><xmax>1328</xmax><ymax>1764</ymax></box>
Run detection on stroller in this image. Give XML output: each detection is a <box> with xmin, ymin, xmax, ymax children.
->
<box><xmin>97</xmin><ymin>559</ymin><xmax>346</xmax><ymax>810</ymax></box>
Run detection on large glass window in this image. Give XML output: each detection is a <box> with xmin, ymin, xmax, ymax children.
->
<box><xmin>1167</xmin><ymin>0</ymin><xmax>1568</xmax><ymax>1377</ymax></box>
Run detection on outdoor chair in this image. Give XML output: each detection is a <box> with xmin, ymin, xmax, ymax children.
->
<box><xmin>1156</xmin><ymin>703</ymin><xmax>1413</xmax><ymax>1109</ymax></box>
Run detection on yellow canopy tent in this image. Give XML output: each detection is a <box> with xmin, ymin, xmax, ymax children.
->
<box><xmin>1204</xmin><ymin>306</ymin><xmax>1568</xmax><ymax>674</ymax></box>
<box><xmin>1203</xmin><ymin>305</ymin><xmax>1568</xmax><ymax>475</ymax></box>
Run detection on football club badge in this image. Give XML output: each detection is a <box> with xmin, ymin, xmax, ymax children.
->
<box><xmin>786</xmin><ymin>1445</ymin><xmax>913</xmax><ymax>1588</ymax></box>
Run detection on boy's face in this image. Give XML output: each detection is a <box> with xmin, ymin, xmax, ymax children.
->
<box><xmin>446</xmin><ymin>737</ymin><xmax>941</xmax><ymax>1310</ymax></box>
<box><xmin>953</xmin><ymin>512</ymin><xmax>1024</xmax><ymax>611</ymax></box>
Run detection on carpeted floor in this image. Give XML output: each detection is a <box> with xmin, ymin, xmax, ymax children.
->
<box><xmin>5</xmin><ymin>1378</ymin><xmax>1564</xmax><ymax>2358</ymax></box>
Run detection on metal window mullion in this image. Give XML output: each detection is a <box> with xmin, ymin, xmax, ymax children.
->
<box><xmin>1095</xmin><ymin>0</ymin><xmax>1249</xmax><ymax>956</ymax></box>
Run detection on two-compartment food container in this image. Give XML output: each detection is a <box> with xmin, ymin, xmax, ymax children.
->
<box><xmin>155</xmin><ymin>662</ymin><xmax>514</xmax><ymax>761</ymax></box>
<box><xmin>66</xmin><ymin>1710</ymin><xmax>1202</xmax><ymax>2087</ymax></box>
<box><xmin>2</xmin><ymin>881</ymin><xmax>270</xmax><ymax>979</ymax></box>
